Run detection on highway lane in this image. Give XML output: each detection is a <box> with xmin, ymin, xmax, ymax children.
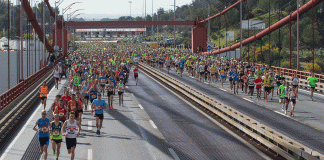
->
<box><xmin>154</xmin><ymin>65</ymin><xmax>324</xmax><ymax>155</ymax></box>
<box><xmin>127</xmin><ymin>67</ymin><xmax>266</xmax><ymax>159</ymax></box>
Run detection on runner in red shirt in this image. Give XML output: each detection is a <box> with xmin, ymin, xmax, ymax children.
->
<box><xmin>255</xmin><ymin>74</ymin><xmax>263</xmax><ymax>101</ymax></box>
<box><xmin>61</xmin><ymin>91</ymin><xmax>72</xmax><ymax>106</ymax></box>
<box><xmin>133</xmin><ymin>66</ymin><xmax>139</xmax><ymax>85</ymax></box>
<box><xmin>54</xmin><ymin>99</ymin><xmax>69</xmax><ymax>123</ymax></box>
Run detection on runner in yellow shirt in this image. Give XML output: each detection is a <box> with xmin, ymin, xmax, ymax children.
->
<box><xmin>263</xmin><ymin>74</ymin><xmax>271</xmax><ymax>102</ymax></box>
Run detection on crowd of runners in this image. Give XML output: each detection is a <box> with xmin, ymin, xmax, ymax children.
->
<box><xmin>33</xmin><ymin>40</ymin><xmax>318</xmax><ymax>160</ymax></box>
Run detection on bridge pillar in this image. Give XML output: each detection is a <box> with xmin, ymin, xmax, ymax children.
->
<box><xmin>53</xmin><ymin>27</ymin><xmax>68</xmax><ymax>56</ymax></box>
<box><xmin>192</xmin><ymin>23</ymin><xmax>207</xmax><ymax>53</ymax></box>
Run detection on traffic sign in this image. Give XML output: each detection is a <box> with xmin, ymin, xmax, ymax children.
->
<box><xmin>207</xmin><ymin>46</ymin><xmax>212</xmax><ymax>51</ymax></box>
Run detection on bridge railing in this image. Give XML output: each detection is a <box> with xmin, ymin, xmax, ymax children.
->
<box><xmin>0</xmin><ymin>55</ymin><xmax>64</xmax><ymax>111</ymax></box>
<box><xmin>254</xmin><ymin>64</ymin><xmax>324</xmax><ymax>83</ymax></box>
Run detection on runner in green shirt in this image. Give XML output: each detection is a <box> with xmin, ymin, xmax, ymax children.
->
<box><xmin>269</xmin><ymin>73</ymin><xmax>275</xmax><ymax>100</ymax></box>
<box><xmin>74</xmin><ymin>75</ymin><xmax>80</xmax><ymax>86</ymax></box>
<box><xmin>278</xmin><ymin>81</ymin><xmax>287</xmax><ymax>111</ymax></box>
<box><xmin>307</xmin><ymin>73</ymin><xmax>318</xmax><ymax>101</ymax></box>
<box><xmin>49</xmin><ymin>114</ymin><xmax>63</xmax><ymax>160</ymax></box>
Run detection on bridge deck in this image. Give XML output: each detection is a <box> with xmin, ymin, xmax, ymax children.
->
<box><xmin>0</xmin><ymin>70</ymin><xmax>266</xmax><ymax>160</ymax></box>
<box><xmin>157</xmin><ymin>66</ymin><xmax>324</xmax><ymax>155</ymax></box>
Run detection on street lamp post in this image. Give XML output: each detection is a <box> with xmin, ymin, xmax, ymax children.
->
<box><xmin>54</xmin><ymin>0</ymin><xmax>64</xmax><ymax>56</ymax></box>
<box><xmin>174</xmin><ymin>0</ymin><xmax>176</xmax><ymax>48</ymax></box>
<box><xmin>129</xmin><ymin>1</ymin><xmax>132</xmax><ymax>17</ymax></box>
<box><xmin>61</xmin><ymin>2</ymin><xmax>82</xmax><ymax>56</ymax></box>
<box><xmin>240</xmin><ymin>0</ymin><xmax>243</xmax><ymax>59</ymax></box>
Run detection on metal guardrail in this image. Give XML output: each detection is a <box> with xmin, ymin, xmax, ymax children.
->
<box><xmin>139</xmin><ymin>63</ymin><xmax>324</xmax><ymax>160</ymax></box>
<box><xmin>0</xmin><ymin>55</ymin><xmax>64</xmax><ymax>111</ymax></box>
<box><xmin>254</xmin><ymin>64</ymin><xmax>324</xmax><ymax>90</ymax></box>
<box><xmin>0</xmin><ymin>68</ymin><xmax>55</xmax><ymax>138</ymax></box>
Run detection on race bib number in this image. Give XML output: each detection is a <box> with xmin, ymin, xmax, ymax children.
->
<box><xmin>59</xmin><ymin>112</ymin><xmax>64</xmax><ymax>117</ymax></box>
<box><xmin>92</xmin><ymin>95</ymin><xmax>96</xmax><ymax>98</ymax></box>
<box><xmin>71</xmin><ymin>106</ymin><xmax>76</xmax><ymax>111</ymax></box>
<box><xmin>257</xmin><ymin>82</ymin><xmax>261</xmax><ymax>85</ymax></box>
<box><xmin>68</xmin><ymin>127</ymin><xmax>75</xmax><ymax>134</ymax></box>
<box><xmin>42</xmin><ymin>93</ymin><xmax>46</xmax><ymax>97</ymax></box>
<box><xmin>97</xmin><ymin>105</ymin><xmax>102</xmax><ymax>110</ymax></box>
<box><xmin>41</xmin><ymin>126</ymin><xmax>48</xmax><ymax>133</ymax></box>
<box><xmin>53</xmin><ymin>130</ymin><xmax>60</xmax><ymax>136</ymax></box>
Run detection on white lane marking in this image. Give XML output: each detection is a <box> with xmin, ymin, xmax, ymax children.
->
<box><xmin>145</xmin><ymin>72</ymin><xmax>272</xmax><ymax>160</ymax></box>
<box><xmin>138</xmin><ymin>104</ymin><xmax>144</xmax><ymax>109</ymax></box>
<box><xmin>220</xmin><ymin>88</ymin><xmax>227</xmax><ymax>91</ymax></box>
<box><xmin>168</xmin><ymin>148</ymin><xmax>180</xmax><ymax>160</ymax></box>
<box><xmin>149</xmin><ymin>120</ymin><xmax>157</xmax><ymax>129</ymax></box>
<box><xmin>204</xmin><ymin>82</ymin><xmax>209</xmax><ymax>84</ymax></box>
<box><xmin>88</xmin><ymin>149</ymin><xmax>93</xmax><ymax>160</ymax></box>
<box><xmin>274</xmin><ymin>111</ymin><xmax>289</xmax><ymax>117</ymax></box>
<box><xmin>243</xmin><ymin>97</ymin><xmax>254</xmax><ymax>103</ymax></box>
<box><xmin>88</xmin><ymin>121</ymin><xmax>92</xmax><ymax>131</ymax></box>
<box><xmin>131</xmin><ymin>93</ymin><xmax>134</xmax><ymax>97</ymax></box>
<box><xmin>126</xmin><ymin>86</ymin><xmax>129</xmax><ymax>89</ymax></box>
<box><xmin>0</xmin><ymin>85</ymin><xmax>56</xmax><ymax>160</ymax></box>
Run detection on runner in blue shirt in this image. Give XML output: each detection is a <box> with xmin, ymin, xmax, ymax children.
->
<box><xmin>33</xmin><ymin>110</ymin><xmax>50</xmax><ymax>160</ymax></box>
<box><xmin>232</xmin><ymin>70</ymin><xmax>239</xmax><ymax>94</ymax></box>
<box><xmin>179</xmin><ymin>60</ymin><xmax>184</xmax><ymax>77</ymax></box>
<box><xmin>91</xmin><ymin>93</ymin><xmax>107</xmax><ymax>135</ymax></box>
<box><xmin>99</xmin><ymin>75</ymin><xmax>107</xmax><ymax>95</ymax></box>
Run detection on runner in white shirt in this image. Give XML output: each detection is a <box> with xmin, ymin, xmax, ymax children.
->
<box><xmin>291</xmin><ymin>71</ymin><xmax>299</xmax><ymax>98</ymax></box>
<box><xmin>62</xmin><ymin>112</ymin><xmax>81</xmax><ymax>160</ymax></box>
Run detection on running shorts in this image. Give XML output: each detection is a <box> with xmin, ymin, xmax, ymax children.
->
<box><xmin>84</xmin><ymin>95</ymin><xmax>90</xmax><ymax>100</ymax></box>
<box><xmin>66</xmin><ymin>138</ymin><xmax>77</xmax><ymax>149</ymax></box>
<box><xmin>39</xmin><ymin>137</ymin><xmax>49</xmax><ymax>147</ymax></box>
<box><xmin>293</xmin><ymin>85</ymin><xmax>298</xmax><ymax>88</ymax></box>
<box><xmin>77</xmin><ymin>109</ymin><xmax>83</xmax><ymax>114</ymax></box>
<box><xmin>51</xmin><ymin>139</ymin><xmax>62</xmax><ymax>144</ymax></box>
<box><xmin>95</xmin><ymin>114</ymin><xmax>104</xmax><ymax>120</ymax></box>
<box><xmin>40</xmin><ymin>97</ymin><xmax>47</xmax><ymax>101</ymax></box>
<box><xmin>107</xmin><ymin>91</ymin><xmax>113</xmax><ymax>97</ymax></box>
<box><xmin>118</xmin><ymin>91</ymin><xmax>124</xmax><ymax>95</ymax></box>
<box><xmin>249</xmin><ymin>86</ymin><xmax>254</xmax><ymax>89</ymax></box>
<box><xmin>134</xmin><ymin>75</ymin><xmax>138</xmax><ymax>79</ymax></box>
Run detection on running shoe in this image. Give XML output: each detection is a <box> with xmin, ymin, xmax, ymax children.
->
<box><xmin>40</xmin><ymin>151</ymin><xmax>43</xmax><ymax>154</ymax></box>
<box><xmin>266</xmin><ymin>100</ymin><xmax>268</xmax><ymax>102</ymax></box>
<box><xmin>111</xmin><ymin>106</ymin><xmax>113</xmax><ymax>109</ymax></box>
<box><xmin>53</xmin><ymin>150</ymin><xmax>56</xmax><ymax>155</ymax></box>
<box><xmin>98</xmin><ymin>130</ymin><xmax>101</xmax><ymax>135</ymax></box>
<box><xmin>284</xmin><ymin>110</ymin><xmax>287</xmax><ymax>115</ymax></box>
<box><xmin>96</xmin><ymin>129</ymin><xmax>99</xmax><ymax>135</ymax></box>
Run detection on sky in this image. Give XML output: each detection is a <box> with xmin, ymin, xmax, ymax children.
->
<box><xmin>45</xmin><ymin>0</ymin><xmax>194</xmax><ymax>20</ymax></box>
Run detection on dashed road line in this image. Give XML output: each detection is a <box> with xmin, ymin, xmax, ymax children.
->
<box><xmin>149</xmin><ymin>120</ymin><xmax>157</xmax><ymax>129</ymax></box>
<box><xmin>88</xmin><ymin>149</ymin><xmax>93</xmax><ymax>160</ymax></box>
<box><xmin>243</xmin><ymin>97</ymin><xmax>254</xmax><ymax>102</ymax></box>
<box><xmin>168</xmin><ymin>148</ymin><xmax>180</xmax><ymax>160</ymax></box>
<box><xmin>138</xmin><ymin>104</ymin><xmax>144</xmax><ymax>109</ymax></box>
<box><xmin>88</xmin><ymin>121</ymin><xmax>92</xmax><ymax>131</ymax></box>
